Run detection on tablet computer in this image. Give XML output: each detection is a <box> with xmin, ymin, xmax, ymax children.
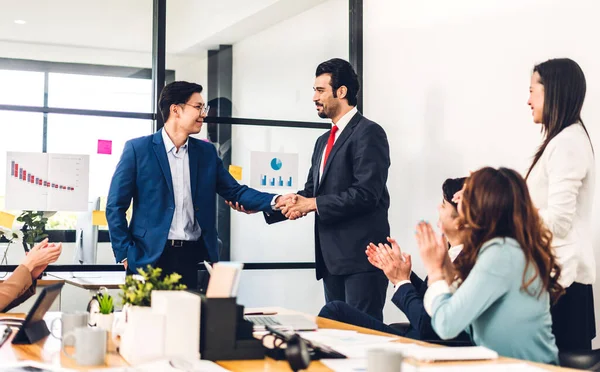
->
<box><xmin>11</xmin><ymin>282</ymin><xmax>64</xmax><ymax>344</ymax></box>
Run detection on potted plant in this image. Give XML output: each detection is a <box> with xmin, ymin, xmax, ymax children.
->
<box><xmin>16</xmin><ymin>211</ymin><xmax>48</xmax><ymax>252</ymax></box>
<box><xmin>119</xmin><ymin>265</ymin><xmax>187</xmax><ymax>307</ymax></box>
<box><xmin>95</xmin><ymin>292</ymin><xmax>115</xmax><ymax>332</ymax></box>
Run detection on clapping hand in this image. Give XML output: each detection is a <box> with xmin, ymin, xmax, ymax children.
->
<box><xmin>365</xmin><ymin>237</ymin><xmax>411</xmax><ymax>285</ymax></box>
<box><xmin>22</xmin><ymin>238</ymin><xmax>63</xmax><ymax>279</ymax></box>
<box><xmin>415</xmin><ymin>221</ymin><xmax>447</xmax><ymax>281</ymax></box>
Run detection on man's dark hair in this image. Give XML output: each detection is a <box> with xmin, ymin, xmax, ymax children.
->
<box><xmin>315</xmin><ymin>58</ymin><xmax>360</xmax><ymax>106</ymax></box>
<box><xmin>158</xmin><ymin>81</ymin><xmax>203</xmax><ymax>122</ymax></box>
<box><xmin>442</xmin><ymin>177</ymin><xmax>467</xmax><ymax>211</ymax></box>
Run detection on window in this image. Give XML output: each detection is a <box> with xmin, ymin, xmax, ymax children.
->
<box><xmin>0</xmin><ymin>62</ymin><xmax>156</xmax><ymax>231</ymax></box>
<box><xmin>48</xmin><ymin>73</ymin><xmax>152</xmax><ymax>113</ymax></box>
<box><xmin>46</xmin><ymin>114</ymin><xmax>152</xmax><ymax>229</ymax></box>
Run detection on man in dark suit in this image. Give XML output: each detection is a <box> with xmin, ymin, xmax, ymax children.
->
<box><xmin>265</xmin><ymin>59</ymin><xmax>391</xmax><ymax>321</ymax></box>
<box><xmin>318</xmin><ymin>178</ymin><xmax>471</xmax><ymax>344</ymax></box>
<box><xmin>106</xmin><ymin>81</ymin><xmax>291</xmax><ymax>289</ymax></box>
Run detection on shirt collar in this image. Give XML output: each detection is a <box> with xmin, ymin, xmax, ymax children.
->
<box><xmin>161</xmin><ymin>128</ymin><xmax>188</xmax><ymax>154</ymax></box>
<box><xmin>333</xmin><ymin>106</ymin><xmax>358</xmax><ymax>132</ymax></box>
<box><xmin>448</xmin><ymin>244</ymin><xmax>463</xmax><ymax>262</ymax></box>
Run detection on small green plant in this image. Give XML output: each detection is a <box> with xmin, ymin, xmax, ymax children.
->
<box><xmin>119</xmin><ymin>265</ymin><xmax>187</xmax><ymax>307</ymax></box>
<box><xmin>0</xmin><ymin>230</ymin><xmax>19</xmax><ymax>266</ymax></box>
<box><xmin>0</xmin><ymin>230</ymin><xmax>18</xmax><ymax>242</ymax></box>
<box><xmin>16</xmin><ymin>211</ymin><xmax>48</xmax><ymax>252</ymax></box>
<box><xmin>97</xmin><ymin>293</ymin><xmax>114</xmax><ymax>315</ymax></box>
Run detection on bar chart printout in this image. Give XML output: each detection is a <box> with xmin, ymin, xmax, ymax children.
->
<box><xmin>5</xmin><ymin>151</ymin><xmax>90</xmax><ymax>211</ymax></box>
<box><xmin>250</xmin><ymin>151</ymin><xmax>298</xmax><ymax>190</ymax></box>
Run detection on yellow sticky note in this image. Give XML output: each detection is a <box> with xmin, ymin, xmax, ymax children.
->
<box><xmin>92</xmin><ymin>210</ymin><xmax>108</xmax><ymax>226</ymax></box>
<box><xmin>0</xmin><ymin>211</ymin><xmax>15</xmax><ymax>229</ymax></box>
<box><xmin>229</xmin><ymin>165</ymin><xmax>243</xmax><ymax>181</ymax></box>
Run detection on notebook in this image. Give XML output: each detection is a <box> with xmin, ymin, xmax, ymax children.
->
<box><xmin>400</xmin><ymin>345</ymin><xmax>498</xmax><ymax>362</ymax></box>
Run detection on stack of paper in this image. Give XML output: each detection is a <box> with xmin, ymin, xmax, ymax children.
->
<box><xmin>88</xmin><ymin>358</ymin><xmax>230</xmax><ymax>371</ymax></box>
<box><xmin>297</xmin><ymin>329</ymin><xmax>403</xmax><ymax>358</ymax></box>
<box><xmin>320</xmin><ymin>360</ymin><xmax>547</xmax><ymax>372</ymax></box>
<box><xmin>401</xmin><ymin>345</ymin><xmax>498</xmax><ymax>362</ymax></box>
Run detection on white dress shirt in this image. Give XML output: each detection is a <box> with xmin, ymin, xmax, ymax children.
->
<box><xmin>527</xmin><ymin>123</ymin><xmax>596</xmax><ymax>288</ymax></box>
<box><xmin>393</xmin><ymin>244</ymin><xmax>463</xmax><ymax>292</ymax></box>
<box><xmin>319</xmin><ymin>106</ymin><xmax>358</xmax><ymax>179</ymax></box>
<box><xmin>162</xmin><ymin>129</ymin><xmax>202</xmax><ymax>241</ymax></box>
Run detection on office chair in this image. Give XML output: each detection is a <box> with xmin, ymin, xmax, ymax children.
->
<box><xmin>388</xmin><ymin>322</ymin><xmax>411</xmax><ymax>334</ymax></box>
<box><xmin>559</xmin><ymin>349</ymin><xmax>600</xmax><ymax>371</ymax></box>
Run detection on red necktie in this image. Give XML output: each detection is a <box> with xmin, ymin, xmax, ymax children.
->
<box><xmin>322</xmin><ymin>125</ymin><xmax>339</xmax><ymax>170</ymax></box>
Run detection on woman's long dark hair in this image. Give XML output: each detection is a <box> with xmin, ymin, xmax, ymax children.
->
<box><xmin>455</xmin><ymin>167</ymin><xmax>564</xmax><ymax>304</ymax></box>
<box><xmin>526</xmin><ymin>58</ymin><xmax>592</xmax><ymax>179</ymax></box>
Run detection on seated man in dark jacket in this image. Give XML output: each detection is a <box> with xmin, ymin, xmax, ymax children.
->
<box><xmin>319</xmin><ymin>177</ymin><xmax>471</xmax><ymax>343</ymax></box>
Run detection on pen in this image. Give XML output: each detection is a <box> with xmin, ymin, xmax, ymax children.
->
<box><xmin>203</xmin><ymin>260</ymin><xmax>213</xmax><ymax>274</ymax></box>
<box><xmin>0</xmin><ymin>326</ymin><xmax>12</xmax><ymax>348</ymax></box>
<box><xmin>245</xmin><ymin>311</ymin><xmax>278</xmax><ymax>316</ymax></box>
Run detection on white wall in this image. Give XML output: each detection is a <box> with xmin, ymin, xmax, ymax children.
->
<box><xmin>230</xmin><ymin>0</ymin><xmax>348</xmax><ymax>313</ymax></box>
<box><xmin>364</xmin><ymin>0</ymin><xmax>600</xmax><ymax>339</ymax></box>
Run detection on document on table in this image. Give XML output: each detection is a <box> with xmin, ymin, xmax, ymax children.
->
<box><xmin>88</xmin><ymin>359</ymin><xmax>230</xmax><ymax>372</ymax></box>
<box><xmin>320</xmin><ymin>359</ymin><xmax>546</xmax><ymax>372</ymax></box>
<box><xmin>0</xmin><ymin>361</ymin><xmax>76</xmax><ymax>371</ymax></box>
<box><xmin>320</xmin><ymin>359</ymin><xmax>418</xmax><ymax>372</ymax></box>
<box><xmin>297</xmin><ymin>329</ymin><xmax>404</xmax><ymax>358</ymax></box>
<box><xmin>396</xmin><ymin>345</ymin><xmax>498</xmax><ymax>362</ymax></box>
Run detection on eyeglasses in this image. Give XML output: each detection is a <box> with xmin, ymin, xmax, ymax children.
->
<box><xmin>180</xmin><ymin>103</ymin><xmax>210</xmax><ymax>116</ymax></box>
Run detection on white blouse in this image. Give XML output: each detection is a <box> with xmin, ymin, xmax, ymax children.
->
<box><xmin>527</xmin><ymin>123</ymin><xmax>596</xmax><ymax>288</ymax></box>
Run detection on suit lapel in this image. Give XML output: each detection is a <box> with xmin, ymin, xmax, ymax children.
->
<box><xmin>318</xmin><ymin>113</ymin><xmax>362</xmax><ymax>191</ymax></box>
<box><xmin>313</xmin><ymin>137</ymin><xmax>327</xmax><ymax>196</ymax></box>
<box><xmin>152</xmin><ymin>130</ymin><xmax>174</xmax><ymax>196</ymax></box>
<box><xmin>188</xmin><ymin>139</ymin><xmax>200</xmax><ymax>205</ymax></box>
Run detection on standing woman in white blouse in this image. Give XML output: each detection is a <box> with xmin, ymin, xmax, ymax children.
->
<box><xmin>526</xmin><ymin>58</ymin><xmax>595</xmax><ymax>351</ymax></box>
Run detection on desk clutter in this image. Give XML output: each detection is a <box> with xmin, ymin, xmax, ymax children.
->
<box><xmin>1</xmin><ymin>262</ymin><xmax>264</xmax><ymax>370</ymax></box>
<box><xmin>0</xmin><ymin>359</ymin><xmax>230</xmax><ymax>371</ymax></box>
<box><xmin>0</xmin><ymin>265</ymin><xmax>567</xmax><ymax>371</ymax></box>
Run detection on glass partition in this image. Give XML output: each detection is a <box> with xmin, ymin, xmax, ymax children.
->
<box><xmin>1</xmin><ymin>0</ymin><xmax>355</xmax><ymax>284</ymax></box>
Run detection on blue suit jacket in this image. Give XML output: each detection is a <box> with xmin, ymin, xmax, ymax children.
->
<box><xmin>106</xmin><ymin>130</ymin><xmax>276</xmax><ymax>272</ymax></box>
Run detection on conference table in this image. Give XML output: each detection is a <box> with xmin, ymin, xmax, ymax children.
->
<box><xmin>0</xmin><ymin>309</ymin><xmax>577</xmax><ymax>371</ymax></box>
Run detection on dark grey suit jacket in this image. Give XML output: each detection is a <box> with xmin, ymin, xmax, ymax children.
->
<box><xmin>265</xmin><ymin>112</ymin><xmax>391</xmax><ymax>279</ymax></box>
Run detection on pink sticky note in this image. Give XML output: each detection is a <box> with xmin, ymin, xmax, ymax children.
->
<box><xmin>97</xmin><ymin>140</ymin><xmax>112</xmax><ymax>155</ymax></box>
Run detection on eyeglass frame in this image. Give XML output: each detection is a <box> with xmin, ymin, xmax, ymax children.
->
<box><xmin>179</xmin><ymin>103</ymin><xmax>210</xmax><ymax>116</ymax></box>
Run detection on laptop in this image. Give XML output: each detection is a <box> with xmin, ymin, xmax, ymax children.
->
<box><xmin>6</xmin><ymin>282</ymin><xmax>64</xmax><ymax>344</ymax></box>
<box><xmin>244</xmin><ymin>314</ymin><xmax>318</xmax><ymax>331</ymax></box>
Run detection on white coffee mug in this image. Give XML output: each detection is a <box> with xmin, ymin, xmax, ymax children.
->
<box><xmin>367</xmin><ymin>347</ymin><xmax>403</xmax><ymax>372</ymax></box>
<box><xmin>50</xmin><ymin>312</ymin><xmax>89</xmax><ymax>346</ymax></box>
<box><xmin>62</xmin><ymin>327</ymin><xmax>107</xmax><ymax>366</ymax></box>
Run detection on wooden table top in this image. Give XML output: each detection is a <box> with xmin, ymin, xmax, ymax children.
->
<box><xmin>0</xmin><ymin>310</ymin><xmax>577</xmax><ymax>371</ymax></box>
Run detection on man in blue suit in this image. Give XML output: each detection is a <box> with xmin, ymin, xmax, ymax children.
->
<box><xmin>106</xmin><ymin>81</ymin><xmax>290</xmax><ymax>289</ymax></box>
<box><xmin>318</xmin><ymin>178</ymin><xmax>471</xmax><ymax>344</ymax></box>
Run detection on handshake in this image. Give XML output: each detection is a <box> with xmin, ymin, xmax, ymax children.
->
<box><xmin>226</xmin><ymin>193</ymin><xmax>317</xmax><ymax>221</ymax></box>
